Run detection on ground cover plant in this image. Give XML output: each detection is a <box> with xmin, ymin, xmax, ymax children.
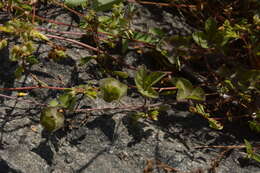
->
<box><xmin>0</xmin><ymin>0</ymin><xmax>259</xmax><ymax>171</ymax></box>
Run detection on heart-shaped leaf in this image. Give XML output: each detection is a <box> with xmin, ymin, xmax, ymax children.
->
<box><xmin>135</xmin><ymin>66</ymin><xmax>166</xmax><ymax>98</ymax></box>
<box><xmin>174</xmin><ymin>78</ymin><xmax>205</xmax><ymax>101</ymax></box>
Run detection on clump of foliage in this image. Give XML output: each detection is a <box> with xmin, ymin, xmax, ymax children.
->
<box><xmin>0</xmin><ymin>0</ymin><xmax>259</xmax><ymax>163</ymax></box>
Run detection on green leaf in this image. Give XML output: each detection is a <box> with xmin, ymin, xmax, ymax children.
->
<box><xmin>248</xmin><ymin>120</ymin><xmax>260</xmax><ymax>133</ymax></box>
<box><xmin>190</xmin><ymin>104</ymin><xmax>223</xmax><ymax>130</ymax></box>
<box><xmin>192</xmin><ymin>31</ymin><xmax>209</xmax><ymax>48</ymax></box>
<box><xmin>58</xmin><ymin>93</ymin><xmax>77</xmax><ymax>110</ymax></box>
<box><xmin>48</xmin><ymin>99</ymin><xmax>59</xmax><ymax>107</ymax></box>
<box><xmin>14</xmin><ymin>66</ymin><xmax>24</xmax><ymax>79</ymax></box>
<box><xmin>92</xmin><ymin>0</ymin><xmax>123</xmax><ymax>11</ymax></box>
<box><xmin>187</xmin><ymin>87</ymin><xmax>205</xmax><ymax>101</ymax></box>
<box><xmin>40</xmin><ymin>107</ymin><xmax>64</xmax><ymax>132</ymax></box>
<box><xmin>245</xmin><ymin>139</ymin><xmax>254</xmax><ymax>156</ymax></box>
<box><xmin>113</xmin><ymin>71</ymin><xmax>129</xmax><ymax>79</ymax></box>
<box><xmin>135</xmin><ymin>66</ymin><xmax>166</xmax><ymax>98</ymax></box>
<box><xmin>208</xmin><ymin>118</ymin><xmax>223</xmax><ymax>130</ymax></box>
<box><xmin>0</xmin><ymin>39</ymin><xmax>7</xmax><ymax>50</ymax></box>
<box><xmin>205</xmin><ymin>17</ymin><xmax>217</xmax><ymax>39</ymax></box>
<box><xmin>65</xmin><ymin>0</ymin><xmax>88</xmax><ymax>7</ymax></box>
<box><xmin>80</xmin><ymin>56</ymin><xmax>96</xmax><ymax>65</ymax></box>
<box><xmin>174</xmin><ymin>78</ymin><xmax>205</xmax><ymax>101</ymax></box>
<box><xmin>131</xmin><ymin>31</ymin><xmax>158</xmax><ymax>44</ymax></box>
<box><xmin>244</xmin><ymin>139</ymin><xmax>260</xmax><ymax>162</ymax></box>
<box><xmin>30</xmin><ymin>30</ymin><xmax>49</xmax><ymax>41</ymax></box>
<box><xmin>99</xmin><ymin>77</ymin><xmax>127</xmax><ymax>102</ymax></box>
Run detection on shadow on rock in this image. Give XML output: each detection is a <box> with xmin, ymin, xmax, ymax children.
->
<box><xmin>31</xmin><ymin>139</ymin><xmax>54</xmax><ymax>165</ymax></box>
<box><xmin>31</xmin><ymin>129</ymin><xmax>67</xmax><ymax>165</ymax></box>
<box><xmin>0</xmin><ymin>46</ymin><xmax>17</xmax><ymax>103</ymax></box>
<box><xmin>86</xmin><ymin>115</ymin><xmax>116</xmax><ymax>142</ymax></box>
<box><xmin>74</xmin><ymin>148</ymin><xmax>107</xmax><ymax>173</ymax></box>
<box><xmin>122</xmin><ymin>115</ymin><xmax>153</xmax><ymax>147</ymax></box>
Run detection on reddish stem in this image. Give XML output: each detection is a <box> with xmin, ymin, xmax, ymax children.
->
<box><xmin>0</xmin><ymin>86</ymin><xmax>70</xmax><ymax>91</ymax></box>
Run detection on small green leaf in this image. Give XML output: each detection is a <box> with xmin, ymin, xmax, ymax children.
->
<box><xmin>135</xmin><ymin>66</ymin><xmax>166</xmax><ymax>98</ymax></box>
<box><xmin>192</xmin><ymin>31</ymin><xmax>209</xmax><ymax>48</ymax></box>
<box><xmin>113</xmin><ymin>71</ymin><xmax>129</xmax><ymax>79</ymax></box>
<box><xmin>48</xmin><ymin>99</ymin><xmax>59</xmax><ymax>107</ymax></box>
<box><xmin>208</xmin><ymin>118</ymin><xmax>223</xmax><ymax>130</ymax></box>
<box><xmin>149</xmin><ymin>110</ymin><xmax>159</xmax><ymax>121</ymax></box>
<box><xmin>245</xmin><ymin>139</ymin><xmax>254</xmax><ymax>156</ymax></box>
<box><xmin>190</xmin><ymin>104</ymin><xmax>223</xmax><ymax>130</ymax></box>
<box><xmin>0</xmin><ymin>39</ymin><xmax>7</xmax><ymax>50</ymax></box>
<box><xmin>99</xmin><ymin>77</ymin><xmax>127</xmax><ymax>102</ymax></box>
<box><xmin>14</xmin><ymin>66</ymin><xmax>24</xmax><ymax>79</ymax></box>
<box><xmin>248</xmin><ymin>120</ymin><xmax>260</xmax><ymax>133</ymax></box>
<box><xmin>30</xmin><ymin>30</ymin><xmax>49</xmax><ymax>41</ymax></box>
<box><xmin>58</xmin><ymin>93</ymin><xmax>77</xmax><ymax>110</ymax></box>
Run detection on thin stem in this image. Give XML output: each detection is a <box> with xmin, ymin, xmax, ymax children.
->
<box><xmin>0</xmin><ymin>86</ymin><xmax>70</xmax><ymax>91</ymax></box>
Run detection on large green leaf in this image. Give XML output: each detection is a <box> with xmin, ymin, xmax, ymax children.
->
<box><xmin>65</xmin><ymin>0</ymin><xmax>87</xmax><ymax>7</ymax></box>
<box><xmin>192</xmin><ymin>31</ymin><xmax>209</xmax><ymax>48</ymax></box>
<box><xmin>135</xmin><ymin>66</ymin><xmax>166</xmax><ymax>98</ymax></box>
<box><xmin>40</xmin><ymin>107</ymin><xmax>64</xmax><ymax>132</ymax></box>
<box><xmin>99</xmin><ymin>77</ymin><xmax>127</xmax><ymax>102</ymax></box>
<box><xmin>92</xmin><ymin>0</ymin><xmax>123</xmax><ymax>11</ymax></box>
<box><xmin>174</xmin><ymin>78</ymin><xmax>205</xmax><ymax>101</ymax></box>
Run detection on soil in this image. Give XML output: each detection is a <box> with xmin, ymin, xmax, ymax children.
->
<box><xmin>0</xmin><ymin>2</ymin><xmax>259</xmax><ymax>173</ymax></box>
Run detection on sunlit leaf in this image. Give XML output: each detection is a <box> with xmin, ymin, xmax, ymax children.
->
<box><xmin>58</xmin><ymin>93</ymin><xmax>77</xmax><ymax>110</ymax></box>
<box><xmin>192</xmin><ymin>31</ymin><xmax>209</xmax><ymax>48</ymax></box>
<box><xmin>208</xmin><ymin>118</ymin><xmax>223</xmax><ymax>130</ymax></box>
<box><xmin>92</xmin><ymin>0</ymin><xmax>123</xmax><ymax>11</ymax></box>
<box><xmin>0</xmin><ymin>39</ymin><xmax>7</xmax><ymax>50</ymax></box>
<box><xmin>174</xmin><ymin>78</ymin><xmax>205</xmax><ymax>101</ymax></box>
<box><xmin>65</xmin><ymin>0</ymin><xmax>87</xmax><ymax>7</ymax></box>
<box><xmin>135</xmin><ymin>66</ymin><xmax>166</xmax><ymax>98</ymax></box>
<box><xmin>30</xmin><ymin>30</ymin><xmax>49</xmax><ymax>41</ymax></box>
<box><xmin>113</xmin><ymin>71</ymin><xmax>129</xmax><ymax>79</ymax></box>
<box><xmin>48</xmin><ymin>99</ymin><xmax>59</xmax><ymax>107</ymax></box>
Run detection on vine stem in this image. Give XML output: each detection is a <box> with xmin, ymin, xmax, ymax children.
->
<box><xmin>0</xmin><ymin>86</ymin><xmax>70</xmax><ymax>91</ymax></box>
<box><xmin>45</xmin><ymin>34</ymin><xmax>137</xmax><ymax>70</ymax></box>
<box><xmin>194</xmin><ymin>144</ymin><xmax>260</xmax><ymax>149</ymax></box>
<box><xmin>75</xmin><ymin>102</ymin><xmax>162</xmax><ymax>113</ymax></box>
<box><xmin>0</xmin><ymin>92</ymin><xmax>162</xmax><ymax>112</ymax></box>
